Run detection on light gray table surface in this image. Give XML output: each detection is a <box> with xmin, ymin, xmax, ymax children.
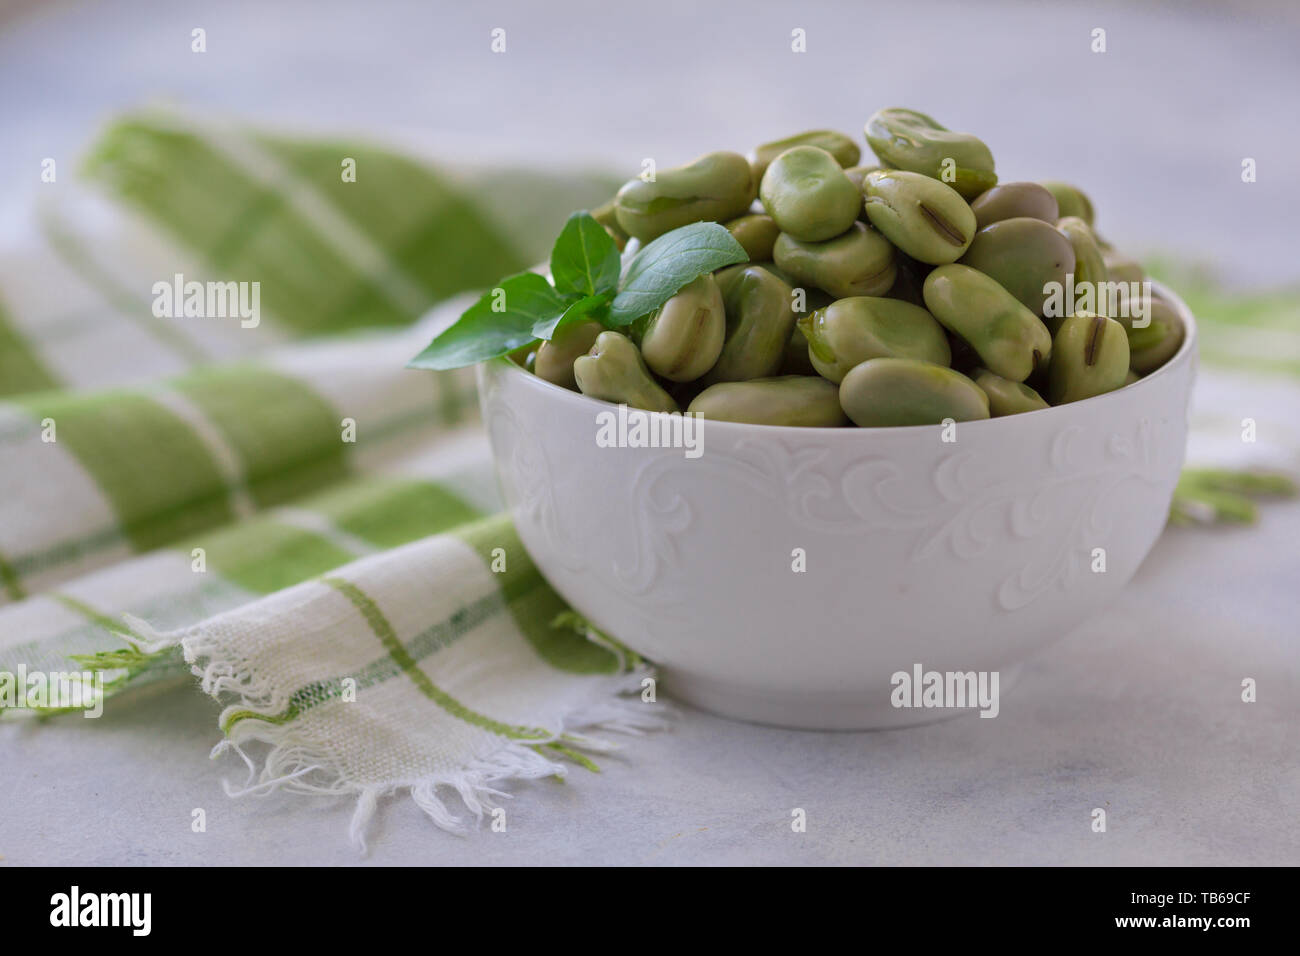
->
<box><xmin>1</xmin><ymin>0</ymin><xmax>1297</xmax><ymax>865</ymax></box>
<box><xmin>3</xmin><ymin>500</ymin><xmax>1298</xmax><ymax>866</ymax></box>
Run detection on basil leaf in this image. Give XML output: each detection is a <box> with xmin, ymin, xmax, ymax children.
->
<box><xmin>607</xmin><ymin>222</ymin><xmax>747</xmax><ymax>325</ymax></box>
<box><xmin>407</xmin><ymin>272</ymin><xmax>565</xmax><ymax>370</ymax></box>
<box><xmin>531</xmin><ymin>292</ymin><xmax>610</xmax><ymax>340</ymax></box>
<box><xmin>550</xmin><ymin>211</ymin><xmax>621</xmax><ymax>298</ymax></box>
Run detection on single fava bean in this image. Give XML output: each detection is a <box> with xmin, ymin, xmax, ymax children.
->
<box><xmin>1115</xmin><ymin>296</ymin><xmax>1186</xmax><ymax>374</ymax></box>
<box><xmin>759</xmin><ymin>146</ymin><xmax>862</xmax><ymax>242</ymax></box>
<box><xmin>614</xmin><ymin>151</ymin><xmax>755</xmax><ymax>243</ymax></box>
<box><xmin>573</xmin><ymin>330</ymin><xmax>679</xmax><ymax>413</ymax></box>
<box><xmin>864</xmin><ymin>108</ymin><xmax>997</xmax><ymax>199</ymax></box>
<box><xmin>1038</xmin><ymin>180</ymin><xmax>1095</xmax><ymax>225</ymax></box>
<box><xmin>968</xmin><ymin>181</ymin><xmax>1059</xmax><ymax>229</ymax></box>
<box><xmin>639</xmin><ymin>274</ymin><xmax>726</xmax><ymax>382</ymax></box>
<box><xmin>689</xmin><ymin>376</ymin><xmax>847</xmax><ymax>427</ymax></box>
<box><xmin>750</xmin><ymin>130</ymin><xmax>860</xmax><ymax>181</ymax></box>
<box><xmin>773</xmin><ymin>221</ymin><xmax>897</xmax><ymax>299</ymax></box>
<box><xmin>707</xmin><ymin>265</ymin><xmax>800</xmax><ymax>383</ymax></box>
<box><xmin>724</xmin><ymin>213</ymin><xmax>781</xmax><ymax>261</ymax></box>
<box><xmin>839</xmin><ymin>357</ymin><xmax>990</xmax><ymax>427</ymax></box>
<box><xmin>798</xmin><ymin>296</ymin><xmax>951</xmax><ymax>384</ymax></box>
<box><xmin>1055</xmin><ymin>216</ymin><xmax>1109</xmax><ymax>311</ymax></box>
<box><xmin>863</xmin><ymin>169</ymin><xmax>976</xmax><ymax>265</ymax></box>
<box><xmin>721</xmin><ymin>264</ymin><xmax>832</xmax><ymax>317</ymax></box>
<box><xmin>971</xmin><ymin>367</ymin><xmax>1050</xmax><ymax>417</ymax></box>
<box><xmin>958</xmin><ymin>217</ymin><xmax>1076</xmax><ymax>315</ymax></box>
<box><xmin>534</xmin><ymin>319</ymin><xmax>603</xmax><ymax>390</ymax></box>
<box><xmin>1047</xmin><ymin>311</ymin><xmax>1129</xmax><ymax>404</ymax></box>
<box><xmin>922</xmin><ymin>264</ymin><xmax>1053</xmax><ymax>382</ymax></box>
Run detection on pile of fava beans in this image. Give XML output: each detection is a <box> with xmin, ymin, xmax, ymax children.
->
<box><xmin>524</xmin><ymin>108</ymin><xmax>1187</xmax><ymax>427</ymax></box>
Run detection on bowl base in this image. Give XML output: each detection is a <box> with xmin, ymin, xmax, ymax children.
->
<box><xmin>662</xmin><ymin>664</ymin><xmax>1023</xmax><ymax>731</ymax></box>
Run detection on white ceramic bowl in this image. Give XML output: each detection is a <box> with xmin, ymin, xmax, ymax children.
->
<box><xmin>478</xmin><ymin>282</ymin><xmax>1198</xmax><ymax>729</ymax></box>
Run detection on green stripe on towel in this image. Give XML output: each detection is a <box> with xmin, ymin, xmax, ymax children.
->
<box><xmin>184</xmin><ymin>518</ymin><xmax>357</xmax><ymax>595</ymax></box>
<box><xmin>174</xmin><ymin>366</ymin><xmax>350</xmax><ymax>508</ymax></box>
<box><xmin>310</xmin><ymin>477</ymin><xmax>483</xmax><ymax>549</ymax></box>
<box><xmin>16</xmin><ymin>391</ymin><xmax>233</xmax><ymax>552</ymax></box>
<box><xmin>261</xmin><ymin>139</ymin><xmax>529</xmax><ymax>305</ymax></box>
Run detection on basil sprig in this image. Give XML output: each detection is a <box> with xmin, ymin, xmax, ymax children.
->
<box><xmin>408</xmin><ymin>212</ymin><xmax>747</xmax><ymax>371</ymax></box>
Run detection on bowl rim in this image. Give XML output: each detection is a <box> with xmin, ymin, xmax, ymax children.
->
<box><xmin>484</xmin><ymin>277</ymin><xmax>1198</xmax><ymax>438</ymax></box>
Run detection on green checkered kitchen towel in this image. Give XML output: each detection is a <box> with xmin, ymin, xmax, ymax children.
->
<box><xmin>0</xmin><ymin>110</ymin><xmax>661</xmax><ymax>849</ymax></box>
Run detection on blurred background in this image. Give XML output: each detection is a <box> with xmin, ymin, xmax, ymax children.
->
<box><xmin>1</xmin><ymin>0</ymin><xmax>1298</xmax><ymax>287</ymax></box>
